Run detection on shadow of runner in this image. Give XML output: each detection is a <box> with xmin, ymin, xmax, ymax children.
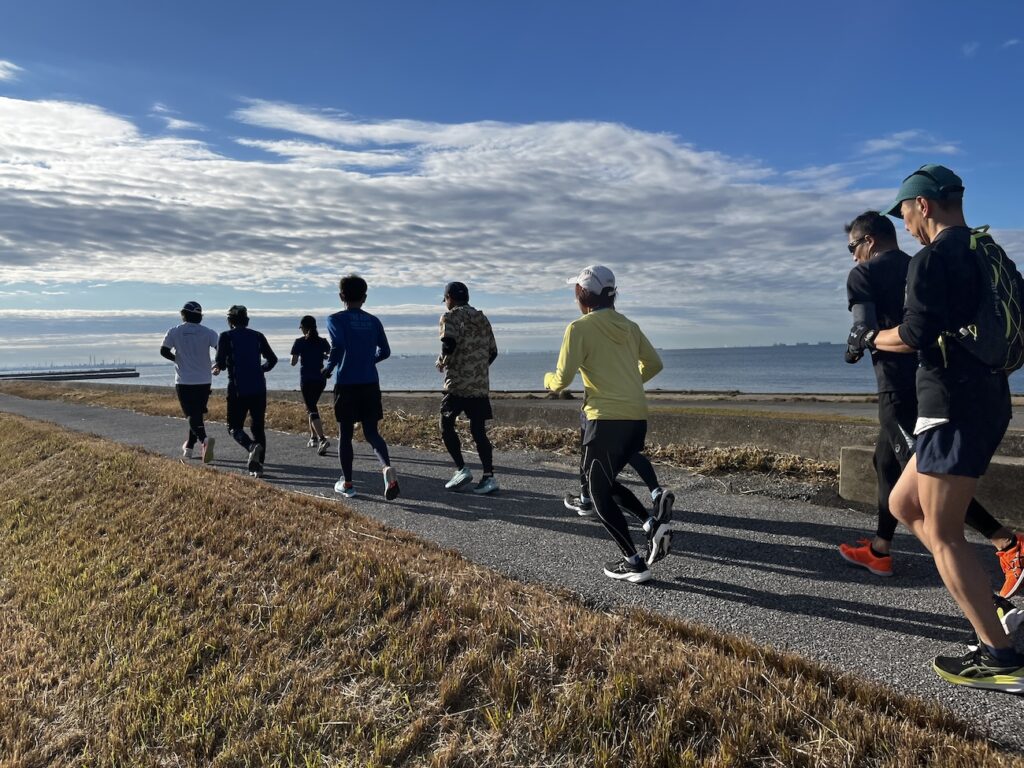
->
<box><xmin>666</xmin><ymin>575</ymin><xmax>968</xmax><ymax>643</ymax></box>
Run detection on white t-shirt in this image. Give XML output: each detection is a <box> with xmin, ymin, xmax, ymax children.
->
<box><xmin>162</xmin><ymin>322</ymin><xmax>219</xmax><ymax>385</ymax></box>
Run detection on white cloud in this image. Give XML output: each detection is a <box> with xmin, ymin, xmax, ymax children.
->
<box><xmin>0</xmin><ymin>59</ymin><xmax>23</xmax><ymax>82</ymax></box>
<box><xmin>963</xmin><ymin>41</ymin><xmax>980</xmax><ymax>58</ymax></box>
<box><xmin>150</xmin><ymin>102</ymin><xmax>204</xmax><ymax>132</ymax></box>
<box><xmin>860</xmin><ymin>129</ymin><xmax>960</xmax><ymax>157</ymax></box>
<box><xmin>1004</xmin><ymin>39</ymin><xmax>1020</xmax><ymax>48</ymax></box>
<box><xmin>0</xmin><ymin>95</ymin><xmax>926</xmax><ymax>357</ymax></box>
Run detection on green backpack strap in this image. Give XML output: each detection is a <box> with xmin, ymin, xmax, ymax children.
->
<box><xmin>969</xmin><ymin>224</ymin><xmax>990</xmax><ymax>250</ymax></box>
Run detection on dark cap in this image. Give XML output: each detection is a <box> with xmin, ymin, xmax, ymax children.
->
<box><xmin>883</xmin><ymin>164</ymin><xmax>964</xmax><ymax>218</ymax></box>
<box><xmin>444</xmin><ymin>281</ymin><xmax>469</xmax><ymax>302</ymax></box>
<box><xmin>181</xmin><ymin>300</ymin><xmax>203</xmax><ymax>314</ymax></box>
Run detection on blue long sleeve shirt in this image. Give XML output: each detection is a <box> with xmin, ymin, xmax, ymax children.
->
<box><xmin>324</xmin><ymin>308</ymin><xmax>391</xmax><ymax>386</ymax></box>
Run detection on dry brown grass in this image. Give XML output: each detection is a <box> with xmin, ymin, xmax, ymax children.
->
<box><xmin>0</xmin><ymin>412</ymin><xmax>1016</xmax><ymax>767</ymax></box>
<box><xmin>0</xmin><ymin>382</ymin><xmax>838</xmax><ymax>482</ymax></box>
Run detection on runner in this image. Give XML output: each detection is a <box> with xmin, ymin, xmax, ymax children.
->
<box><xmin>852</xmin><ymin>165</ymin><xmax>1024</xmax><ymax>690</ymax></box>
<box><xmin>159</xmin><ymin>300</ymin><xmax>218</xmax><ymax>463</ymax></box>
<box><xmin>213</xmin><ymin>305</ymin><xmax>278</xmax><ymax>478</ymax></box>
<box><xmin>290</xmin><ymin>315</ymin><xmax>331</xmax><ymax>456</ymax></box>
<box><xmin>436</xmin><ymin>281</ymin><xmax>500</xmax><ymax>495</ymax></box>
<box><xmin>544</xmin><ymin>265</ymin><xmax>670</xmax><ymax>583</ymax></box>
<box><xmin>322</xmin><ymin>275</ymin><xmax>399</xmax><ymax>501</ymax></box>
<box><xmin>839</xmin><ymin>211</ymin><xmax>1023</xmax><ymax>592</ymax></box>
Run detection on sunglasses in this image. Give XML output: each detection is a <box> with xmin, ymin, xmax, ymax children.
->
<box><xmin>847</xmin><ymin>236</ymin><xmax>869</xmax><ymax>254</ymax></box>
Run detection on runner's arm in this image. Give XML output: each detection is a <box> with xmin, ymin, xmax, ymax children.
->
<box><xmin>159</xmin><ymin>346</ymin><xmax>175</xmax><ymax>362</ymax></box>
<box><xmin>637</xmin><ymin>330</ymin><xmax>663</xmax><ymax>383</ymax></box>
<box><xmin>544</xmin><ymin>324</ymin><xmax>581</xmax><ymax>392</ymax></box>
<box><xmin>323</xmin><ymin>316</ymin><xmax>345</xmax><ymax>377</ymax></box>
<box><xmin>260</xmin><ymin>334</ymin><xmax>278</xmax><ymax>372</ymax></box>
<box><xmin>375</xmin><ymin>320</ymin><xmax>391</xmax><ymax>364</ymax></box>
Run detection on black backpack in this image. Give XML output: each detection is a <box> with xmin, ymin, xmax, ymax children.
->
<box><xmin>951</xmin><ymin>226</ymin><xmax>1024</xmax><ymax>373</ymax></box>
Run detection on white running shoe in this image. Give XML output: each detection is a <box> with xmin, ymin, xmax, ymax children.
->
<box><xmin>383</xmin><ymin>466</ymin><xmax>400</xmax><ymax>500</ymax></box>
<box><xmin>445</xmin><ymin>467</ymin><xmax>473</xmax><ymax>490</ymax></box>
<box><xmin>472</xmin><ymin>476</ymin><xmax>499</xmax><ymax>495</ymax></box>
<box><xmin>307</xmin><ymin>436</ymin><xmax>317</xmax><ymax>448</ymax></box>
<box><xmin>334</xmin><ymin>478</ymin><xmax>356</xmax><ymax>498</ymax></box>
<box><xmin>317</xmin><ymin>438</ymin><xmax>330</xmax><ymax>456</ymax></box>
<box><xmin>181</xmin><ymin>442</ymin><xmax>192</xmax><ymax>460</ymax></box>
<box><xmin>201</xmin><ymin>437</ymin><xmax>215</xmax><ymax>464</ymax></box>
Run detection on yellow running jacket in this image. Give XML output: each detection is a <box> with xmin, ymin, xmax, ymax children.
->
<box><xmin>543</xmin><ymin>308</ymin><xmax>662</xmax><ymax>420</ymax></box>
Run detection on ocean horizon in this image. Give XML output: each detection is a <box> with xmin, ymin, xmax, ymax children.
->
<box><xmin>10</xmin><ymin>343</ymin><xmax>1024</xmax><ymax>395</ymax></box>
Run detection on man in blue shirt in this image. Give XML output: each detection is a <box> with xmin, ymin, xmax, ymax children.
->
<box><xmin>323</xmin><ymin>275</ymin><xmax>400</xmax><ymax>500</ymax></box>
<box><xmin>214</xmin><ymin>305</ymin><xmax>277</xmax><ymax>477</ymax></box>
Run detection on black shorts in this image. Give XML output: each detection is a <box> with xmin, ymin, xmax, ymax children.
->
<box><xmin>300</xmin><ymin>378</ymin><xmax>326</xmax><ymax>416</ymax></box>
<box><xmin>440</xmin><ymin>393</ymin><xmax>493</xmax><ymax>422</ymax></box>
<box><xmin>334</xmin><ymin>382</ymin><xmax>384</xmax><ymax>425</ymax></box>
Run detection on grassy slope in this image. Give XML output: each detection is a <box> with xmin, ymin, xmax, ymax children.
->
<box><xmin>0</xmin><ymin>413</ymin><xmax>1015</xmax><ymax>767</ymax></box>
<box><xmin>0</xmin><ymin>382</ymin><xmax>837</xmax><ymax>481</ymax></box>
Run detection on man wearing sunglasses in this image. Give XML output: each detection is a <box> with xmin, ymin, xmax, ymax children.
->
<box><xmin>848</xmin><ymin>165</ymin><xmax>1024</xmax><ymax>690</ymax></box>
<box><xmin>840</xmin><ymin>212</ymin><xmax>1021</xmax><ymax>592</ymax></box>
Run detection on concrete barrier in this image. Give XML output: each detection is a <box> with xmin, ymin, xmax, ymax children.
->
<box><xmin>839</xmin><ymin>445</ymin><xmax>1024</xmax><ymax>528</ymax></box>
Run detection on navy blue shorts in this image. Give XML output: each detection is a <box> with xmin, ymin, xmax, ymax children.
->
<box><xmin>915</xmin><ymin>415</ymin><xmax>1009</xmax><ymax>478</ymax></box>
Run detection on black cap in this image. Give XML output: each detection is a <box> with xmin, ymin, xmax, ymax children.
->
<box><xmin>444</xmin><ymin>281</ymin><xmax>469</xmax><ymax>302</ymax></box>
<box><xmin>181</xmin><ymin>300</ymin><xmax>203</xmax><ymax>314</ymax></box>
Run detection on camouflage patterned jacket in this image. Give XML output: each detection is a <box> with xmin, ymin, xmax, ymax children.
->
<box><xmin>436</xmin><ymin>305</ymin><xmax>497</xmax><ymax>396</ymax></box>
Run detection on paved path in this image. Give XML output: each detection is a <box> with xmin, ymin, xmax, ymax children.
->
<box><xmin>2</xmin><ymin>392</ymin><xmax>1021</xmax><ymax>750</ymax></box>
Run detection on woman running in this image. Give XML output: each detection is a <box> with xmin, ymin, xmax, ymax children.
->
<box><xmin>290</xmin><ymin>315</ymin><xmax>331</xmax><ymax>455</ymax></box>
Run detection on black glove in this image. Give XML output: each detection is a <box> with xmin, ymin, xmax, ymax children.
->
<box><xmin>847</xmin><ymin>323</ymin><xmax>877</xmax><ymax>352</ymax></box>
<box><xmin>844</xmin><ymin>345</ymin><xmax>864</xmax><ymax>364</ymax></box>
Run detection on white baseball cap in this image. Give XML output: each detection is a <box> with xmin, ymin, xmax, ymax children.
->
<box><xmin>567</xmin><ymin>265</ymin><xmax>616</xmax><ymax>296</ymax></box>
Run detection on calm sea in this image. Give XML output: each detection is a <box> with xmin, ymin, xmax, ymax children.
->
<box><xmin>38</xmin><ymin>344</ymin><xmax>913</xmax><ymax>393</ymax></box>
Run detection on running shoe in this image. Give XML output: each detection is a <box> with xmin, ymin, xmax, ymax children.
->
<box><xmin>997</xmin><ymin>533</ymin><xmax>1024</xmax><ymax>598</ymax></box>
<box><xmin>181</xmin><ymin>442</ymin><xmax>192</xmax><ymax>460</ymax></box>
<box><xmin>472</xmin><ymin>476</ymin><xmax>499</xmax><ymax>495</ymax></box>
<box><xmin>445</xmin><ymin>467</ymin><xmax>473</xmax><ymax>490</ymax></box>
<box><xmin>654</xmin><ymin>489</ymin><xmax>675</xmax><ymax>524</ymax></box>
<box><xmin>247</xmin><ymin>443</ymin><xmax>264</xmax><ymax>476</ymax></box>
<box><xmin>317</xmin><ymin>438</ymin><xmax>330</xmax><ymax>457</ymax></box>
<box><xmin>201</xmin><ymin>437</ymin><xmax>215</xmax><ymax>464</ymax></box>
<box><xmin>933</xmin><ymin>647</ymin><xmax>1024</xmax><ymax>692</ymax></box>
<box><xmin>383</xmin><ymin>466</ymin><xmax>400</xmax><ymax>500</ymax></box>
<box><xmin>643</xmin><ymin>518</ymin><xmax>673</xmax><ymax>566</ymax></box>
<box><xmin>839</xmin><ymin>539</ymin><xmax>893</xmax><ymax>577</ymax></box>
<box><xmin>334</xmin><ymin>478</ymin><xmax>356</xmax><ymax>498</ymax></box>
<box><xmin>603</xmin><ymin>557</ymin><xmax>651</xmax><ymax>584</ymax></box>
<box><xmin>965</xmin><ymin>594</ymin><xmax>1024</xmax><ymax>651</ymax></box>
<box><xmin>564</xmin><ymin>494</ymin><xmax>594</xmax><ymax>516</ymax></box>
<box><xmin>307</xmin><ymin>436</ymin><xmax>317</xmax><ymax>448</ymax></box>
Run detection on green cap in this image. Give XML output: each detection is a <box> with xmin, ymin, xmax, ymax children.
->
<box><xmin>883</xmin><ymin>164</ymin><xmax>964</xmax><ymax>218</ymax></box>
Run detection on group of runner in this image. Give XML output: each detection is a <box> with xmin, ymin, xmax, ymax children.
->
<box><xmin>161</xmin><ymin>161</ymin><xmax>1024</xmax><ymax>691</ymax></box>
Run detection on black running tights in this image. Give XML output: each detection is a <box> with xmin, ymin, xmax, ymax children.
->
<box><xmin>175</xmin><ymin>383</ymin><xmax>211</xmax><ymax>448</ymax></box>
<box><xmin>440</xmin><ymin>412</ymin><xmax>494</xmax><ymax>474</ymax></box>
<box><xmin>339</xmin><ymin>419</ymin><xmax>391</xmax><ymax>482</ymax></box>
<box><xmin>227</xmin><ymin>391</ymin><xmax>266</xmax><ymax>454</ymax></box>
<box><xmin>583</xmin><ymin>420</ymin><xmax>649</xmax><ymax>558</ymax></box>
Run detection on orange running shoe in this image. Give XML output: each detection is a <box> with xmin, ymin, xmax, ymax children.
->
<box><xmin>839</xmin><ymin>539</ymin><xmax>893</xmax><ymax>577</ymax></box>
<box><xmin>997</xmin><ymin>533</ymin><xmax>1024</xmax><ymax>598</ymax></box>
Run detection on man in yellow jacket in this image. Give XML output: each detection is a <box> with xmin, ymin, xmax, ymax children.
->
<box><xmin>544</xmin><ymin>265</ymin><xmax>670</xmax><ymax>583</ymax></box>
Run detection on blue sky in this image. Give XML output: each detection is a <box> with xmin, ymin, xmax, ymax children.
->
<box><xmin>1</xmin><ymin>1</ymin><xmax>1022</xmax><ymax>366</ymax></box>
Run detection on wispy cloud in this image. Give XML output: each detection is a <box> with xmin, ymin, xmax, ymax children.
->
<box><xmin>0</xmin><ymin>59</ymin><xmax>23</xmax><ymax>82</ymax></box>
<box><xmin>962</xmin><ymin>41</ymin><xmax>980</xmax><ymax>58</ymax></box>
<box><xmin>1004</xmin><ymin>39</ymin><xmax>1020</xmax><ymax>48</ymax></box>
<box><xmin>150</xmin><ymin>102</ymin><xmax>204</xmax><ymax>132</ymax></box>
<box><xmin>860</xmin><ymin>129</ymin><xmax>960</xmax><ymax>157</ymax></box>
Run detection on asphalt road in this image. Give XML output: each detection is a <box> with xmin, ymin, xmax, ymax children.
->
<box><xmin>2</xmin><ymin>392</ymin><xmax>1022</xmax><ymax>751</ymax></box>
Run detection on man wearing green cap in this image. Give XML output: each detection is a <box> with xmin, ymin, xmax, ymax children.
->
<box><xmin>847</xmin><ymin>164</ymin><xmax>1024</xmax><ymax>690</ymax></box>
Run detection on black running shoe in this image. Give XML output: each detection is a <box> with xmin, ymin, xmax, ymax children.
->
<box><xmin>247</xmin><ymin>443</ymin><xmax>264</xmax><ymax>475</ymax></box>
<box><xmin>603</xmin><ymin>557</ymin><xmax>651</xmax><ymax>584</ymax></box>
<box><xmin>564</xmin><ymin>494</ymin><xmax>594</xmax><ymax>516</ymax></box>
<box><xmin>654</xmin><ymin>490</ymin><xmax>675</xmax><ymax>524</ymax></box>
<box><xmin>933</xmin><ymin>647</ymin><xmax>1024</xmax><ymax>692</ymax></box>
